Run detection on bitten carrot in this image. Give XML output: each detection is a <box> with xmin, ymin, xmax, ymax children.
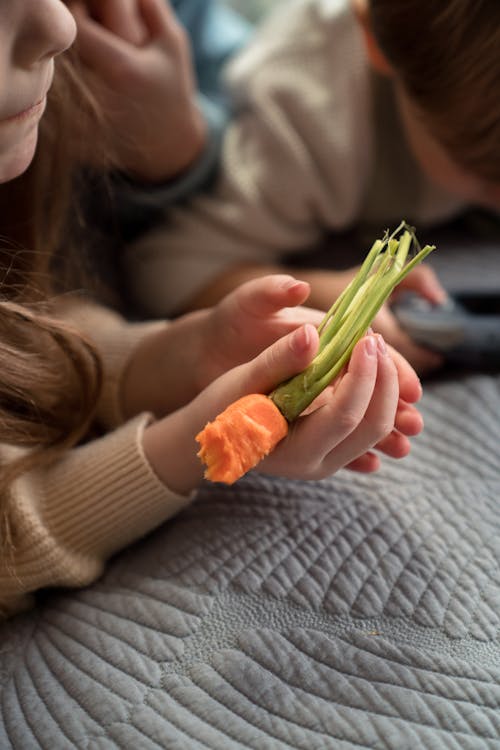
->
<box><xmin>196</xmin><ymin>393</ymin><xmax>288</xmax><ymax>484</ymax></box>
<box><xmin>196</xmin><ymin>222</ymin><xmax>435</xmax><ymax>484</ymax></box>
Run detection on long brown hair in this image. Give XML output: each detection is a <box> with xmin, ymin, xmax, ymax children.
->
<box><xmin>370</xmin><ymin>0</ymin><xmax>500</xmax><ymax>181</ymax></box>
<box><xmin>0</xmin><ymin>48</ymin><xmax>111</xmax><ymax>504</ymax></box>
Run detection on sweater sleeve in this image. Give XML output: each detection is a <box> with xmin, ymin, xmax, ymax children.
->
<box><xmin>56</xmin><ymin>299</ymin><xmax>168</xmax><ymax>429</ymax></box>
<box><xmin>0</xmin><ymin>415</ymin><xmax>194</xmax><ymax>619</ymax></box>
<box><xmin>123</xmin><ymin>0</ymin><xmax>373</xmax><ymax>317</ymax></box>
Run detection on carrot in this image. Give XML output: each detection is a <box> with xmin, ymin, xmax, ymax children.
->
<box><xmin>195</xmin><ymin>393</ymin><xmax>288</xmax><ymax>484</ymax></box>
<box><xmin>196</xmin><ymin>222</ymin><xmax>435</xmax><ymax>484</ymax></box>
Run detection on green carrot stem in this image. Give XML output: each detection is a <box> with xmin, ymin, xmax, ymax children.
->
<box><xmin>317</xmin><ymin>238</ymin><xmax>384</xmax><ymax>340</ymax></box>
<box><xmin>270</xmin><ymin>222</ymin><xmax>435</xmax><ymax>422</ymax></box>
<box><xmin>316</xmin><ymin>224</ymin><xmax>410</xmax><ymax>352</ymax></box>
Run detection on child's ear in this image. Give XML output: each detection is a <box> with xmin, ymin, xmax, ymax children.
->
<box><xmin>352</xmin><ymin>0</ymin><xmax>393</xmax><ymax>76</ymax></box>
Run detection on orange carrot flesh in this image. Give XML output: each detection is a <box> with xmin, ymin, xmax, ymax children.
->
<box><xmin>196</xmin><ymin>394</ymin><xmax>288</xmax><ymax>484</ymax></box>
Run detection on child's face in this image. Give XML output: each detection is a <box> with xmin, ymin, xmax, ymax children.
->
<box><xmin>397</xmin><ymin>84</ymin><xmax>500</xmax><ymax>212</ymax></box>
<box><xmin>0</xmin><ymin>0</ymin><xmax>76</xmax><ymax>184</ymax></box>
<box><xmin>355</xmin><ymin>1</ymin><xmax>500</xmax><ymax>212</ymax></box>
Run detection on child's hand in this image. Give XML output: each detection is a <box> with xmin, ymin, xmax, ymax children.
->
<box><xmin>123</xmin><ymin>272</ymin><xmax>422</xmax><ymax>440</ymax></box>
<box><xmin>121</xmin><ymin>274</ymin><xmax>322</xmax><ymax>420</ymax></box>
<box><xmin>69</xmin><ymin>0</ymin><xmax>206</xmax><ymax>181</ymax></box>
<box><xmin>197</xmin><ymin>274</ymin><xmax>324</xmax><ymax>390</ymax></box>
<box><xmin>142</xmin><ymin>324</ymin><xmax>423</xmax><ymax>494</ymax></box>
<box><xmin>259</xmin><ymin>333</ymin><xmax>422</xmax><ymax>479</ymax></box>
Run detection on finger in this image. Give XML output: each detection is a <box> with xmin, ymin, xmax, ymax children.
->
<box><xmin>345</xmin><ymin>452</ymin><xmax>380</xmax><ymax>473</ymax></box>
<box><xmin>280</xmin><ymin>305</ymin><xmax>326</xmax><ymax>328</ymax></box>
<box><xmin>394</xmin><ymin>338</ymin><xmax>443</xmax><ymax>377</ymax></box>
<box><xmin>138</xmin><ymin>0</ymin><xmax>182</xmax><ymax>39</ymax></box>
<box><xmin>317</xmin><ymin>335</ymin><xmax>399</xmax><ymax>472</ymax></box>
<box><xmin>386</xmin><ymin>344</ymin><xmax>423</xmax><ymax>404</ymax></box>
<box><xmin>237</xmin><ymin>323</ymin><xmax>320</xmax><ymax>397</ymax></box>
<box><xmin>190</xmin><ymin>322</ymin><xmax>321</xmax><ymax>432</ymax></box>
<box><xmin>81</xmin><ymin>0</ymin><xmax>147</xmax><ymax>45</ymax></box>
<box><xmin>227</xmin><ymin>275</ymin><xmax>312</xmax><ymax>320</ymax></box>
<box><xmin>288</xmin><ymin>335</ymin><xmax>379</xmax><ymax>461</ymax></box>
<box><xmin>343</xmin><ymin>335</ymin><xmax>399</xmax><ymax>446</ymax></box>
<box><xmin>381</xmin><ymin>311</ymin><xmax>443</xmax><ymax>375</ymax></box>
<box><xmin>71</xmin><ymin>3</ymin><xmax>137</xmax><ymax>73</ymax></box>
<box><xmin>394</xmin><ymin>400</ymin><xmax>423</xmax><ymax>436</ymax></box>
<box><xmin>393</xmin><ymin>263</ymin><xmax>448</xmax><ymax>305</ymax></box>
<box><xmin>374</xmin><ymin>429</ymin><xmax>411</xmax><ymax>459</ymax></box>
<box><xmin>350</xmin><ymin>404</ymin><xmax>422</xmax><ymax>466</ymax></box>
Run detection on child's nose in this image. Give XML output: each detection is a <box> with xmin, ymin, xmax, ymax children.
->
<box><xmin>13</xmin><ymin>0</ymin><xmax>77</xmax><ymax>69</ymax></box>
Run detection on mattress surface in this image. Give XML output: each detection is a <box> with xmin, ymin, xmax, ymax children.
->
<box><xmin>0</xmin><ymin>223</ymin><xmax>499</xmax><ymax>749</ymax></box>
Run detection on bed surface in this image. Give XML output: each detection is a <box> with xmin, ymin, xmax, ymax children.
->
<box><xmin>0</xmin><ymin>220</ymin><xmax>499</xmax><ymax>749</ymax></box>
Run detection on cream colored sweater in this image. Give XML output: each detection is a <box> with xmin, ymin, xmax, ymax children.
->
<box><xmin>0</xmin><ymin>302</ymin><xmax>192</xmax><ymax>619</ymax></box>
<box><xmin>124</xmin><ymin>0</ymin><xmax>465</xmax><ymax>317</ymax></box>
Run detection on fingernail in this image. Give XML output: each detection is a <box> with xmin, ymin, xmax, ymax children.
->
<box><xmin>292</xmin><ymin>324</ymin><xmax>311</xmax><ymax>353</ymax></box>
<box><xmin>376</xmin><ymin>334</ymin><xmax>387</xmax><ymax>355</ymax></box>
<box><xmin>281</xmin><ymin>276</ymin><xmax>300</xmax><ymax>290</ymax></box>
<box><xmin>365</xmin><ymin>335</ymin><xmax>377</xmax><ymax>356</ymax></box>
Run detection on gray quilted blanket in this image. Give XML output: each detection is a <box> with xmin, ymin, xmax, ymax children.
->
<box><xmin>1</xmin><ymin>220</ymin><xmax>500</xmax><ymax>749</ymax></box>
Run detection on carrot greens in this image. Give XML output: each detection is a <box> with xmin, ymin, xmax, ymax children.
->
<box><xmin>269</xmin><ymin>221</ymin><xmax>434</xmax><ymax>421</ymax></box>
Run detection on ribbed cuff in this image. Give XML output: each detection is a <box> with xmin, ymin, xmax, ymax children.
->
<box><xmin>93</xmin><ymin>320</ymin><xmax>168</xmax><ymax>427</ymax></box>
<box><xmin>42</xmin><ymin>415</ymin><xmax>194</xmax><ymax>565</ymax></box>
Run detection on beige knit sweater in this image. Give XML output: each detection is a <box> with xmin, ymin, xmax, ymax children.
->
<box><xmin>0</xmin><ymin>302</ymin><xmax>192</xmax><ymax>619</ymax></box>
<box><xmin>124</xmin><ymin>0</ymin><xmax>465</xmax><ymax>317</ymax></box>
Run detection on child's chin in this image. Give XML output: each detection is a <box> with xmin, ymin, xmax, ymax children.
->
<box><xmin>0</xmin><ymin>129</ymin><xmax>39</xmax><ymax>184</ymax></box>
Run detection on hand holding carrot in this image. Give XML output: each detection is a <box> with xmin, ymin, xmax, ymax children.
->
<box><xmin>260</xmin><ymin>334</ymin><xmax>422</xmax><ymax>478</ymax></box>
<box><xmin>197</xmin><ymin>223</ymin><xmax>431</xmax><ymax>483</ymax></box>
<box><xmin>141</xmin><ymin>322</ymin><xmax>422</xmax><ymax>495</ymax></box>
<box><xmin>136</xmin><ymin>225</ymin><xmax>430</xmax><ymax>491</ymax></box>
<box><xmin>196</xmin><ymin>274</ymin><xmax>324</xmax><ymax>390</ymax></box>
<box><xmin>121</xmin><ymin>274</ymin><xmax>324</xmax><ymax>420</ymax></box>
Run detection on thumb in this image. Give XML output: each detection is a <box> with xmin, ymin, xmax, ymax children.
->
<box><xmin>190</xmin><ymin>324</ymin><xmax>319</xmax><ymax>429</ymax></box>
<box><xmin>394</xmin><ymin>263</ymin><xmax>448</xmax><ymax>305</ymax></box>
<box><xmin>225</xmin><ymin>275</ymin><xmax>311</xmax><ymax>319</ymax></box>
<box><xmin>225</xmin><ymin>324</ymin><xmax>320</xmax><ymax>402</ymax></box>
<box><xmin>378</xmin><ymin>309</ymin><xmax>444</xmax><ymax>374</ymax></box>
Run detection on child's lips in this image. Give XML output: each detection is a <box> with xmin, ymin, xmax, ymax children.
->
<box><xmin>2</xmin><ymin>97</ymin><xmax>46</xmax><ymax>125</ymax></box>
